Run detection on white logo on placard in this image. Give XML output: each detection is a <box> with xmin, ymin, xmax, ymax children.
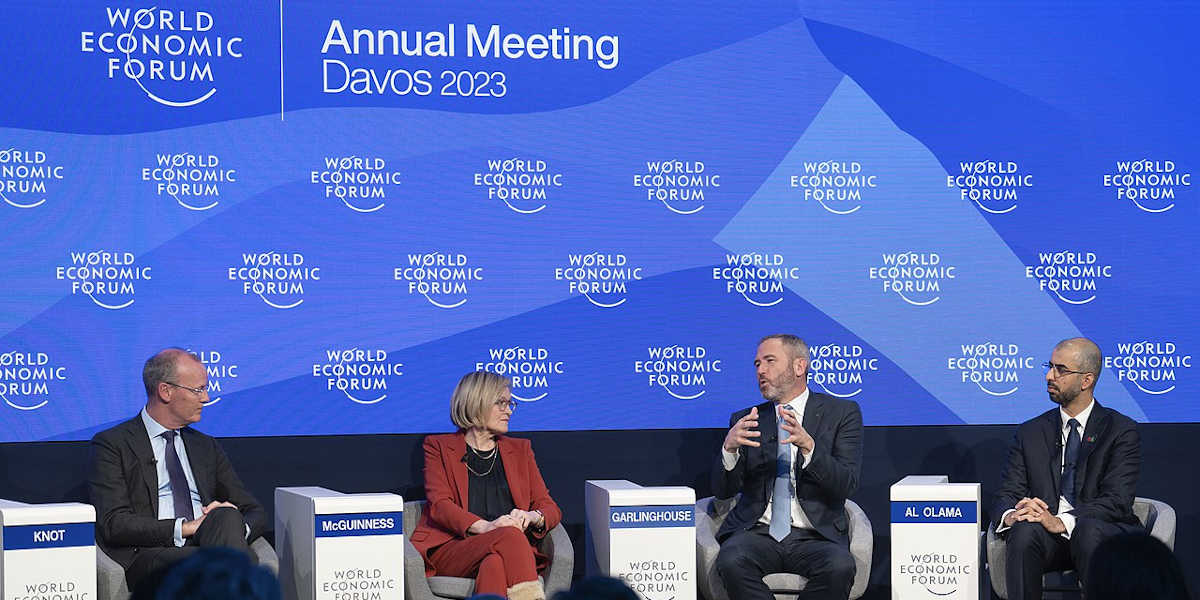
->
<box><xmin>474</xmin><ymin>158</ymin><xmax>563</xmax><ymax>214</ymax></box>
<box><xmin>555</xmin><ymin>253</ymin><xmax>643</xmax><ymax>308</ymax></box>
<box><xmin>948</xmin><ymin>161</ymin><xmax>1033</xmax><ymax>214</ymax></box>
<box><xmin>392</xmin><ymin>253</ymin><xmax>483</xmax><ymax>309</ymax></box>
<box><xmin>808</xmin><ymin>344</ymin><xmax>879</xmax><ymax>398</ymax></box>
<box><xmin>633</xmin><ymin>160</ymin><xmax>720</xmax><ymax>215</ymax></box>
<box><xmin>55</xmin><ymin>251</ymin><xmax>151</xmax><ymax>310</ymax></box>
<box><xmin>0</xmin><ymin>149</ymin><xmax>65</xmax><ymax>209</ymax></box>
<box><xmin>476</xmin><ymin>347</ymin><xmax>563</xmax><ymax>402</ymax></box>
<box><xmin>634</xmin><ymin>346</ymin><xmax>722</xmax><ymax>400</ymax></box>
<box><xmin>1103</xmin><ymin>160</ymin><xmax>1191</xmax><ymax>213</ymax></box>
<box><xmin>227</xmin><ymin>252</ymin><xmax>320</xmax><ymax>309</ymax></box>
<box><xmin>190</xmin><ymin>349</ymin><xmax>238</xmax><ymax>406</ymax></box>
<box><xmin>899</xmin><ymin>552</ymin><xmax>969</xmax><ymax>596</ymax></box>
<box><xmin>79</xmin><ymin>7</ymin><xmax>245</xmax><ymax>107</ymax></box>
<box><xmin>142</xmin><ymin>152</ymin><xmax>235</xmax><ymax>211</ymax></box>
<box><xmin>712</xmin><ymin>253</ymin><xmax>800</xmax><ymax>307</ymax></box>
<box><xmin>869</xmin><ymin>252</ymin><xmax>956</xmax><ymax>306</ymax></box>
<box><xmin>616</xmin><ymin>560</ymin><xmax>689</xmax><ymax>600</ymax></box>
<box><xmin>0</xmin><ymin>352</ymin><xmax>67</xmax><ymax>411</ymax></box>
<box><xmin>312</xmin><ymin>348</ymin><xmax>404</xmax><ymax>404</ymax></box>
<box><xmin>1108</xmin><ymin>341</ymin><xmax>1191</xmax><ymax>395</ymax></box>
<box><xmin>790</xmin><ymin>161</ymin><xmax>877</xmax><ymax>215</ymax></box>
<box><xmin>310</xmin><ymin>156</ymin><xmax>402</xmax><ymax>213</ymax></box>
<box><xmin>1024</xmin><ymin>251</ymin><xmax>1113</xmax><ymax>305</ymax></box>
<box><xmin>947</xmin><ymin>343</ymin><xmax>1037</xmax><ymax>397</ymax></box>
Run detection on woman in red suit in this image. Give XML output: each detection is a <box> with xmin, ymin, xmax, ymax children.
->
<box><xmin>411</xmin><ymin>371</ymin><xmax>562</xmax><ymax>600</ymax></box>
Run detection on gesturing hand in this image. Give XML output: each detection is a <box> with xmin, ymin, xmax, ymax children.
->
<box><xmin>778</xmin><ymin>405</ymin><xmax>814</xmax><ymax>453</ymax></box>
<box><xmin>723</xmin><ymin>407</ymin><xmax>761</xmax><ymax>452</ymax></box>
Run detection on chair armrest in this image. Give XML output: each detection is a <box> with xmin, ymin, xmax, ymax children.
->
<box><xmin>250</xmin><ymin>537</ymin><xmax>279</xmax><ymax>575</ymax></box>
<box><xmin>541</xmin><ymin>523</ymin><xmax>574</xmax><ymax>597</ymax></box>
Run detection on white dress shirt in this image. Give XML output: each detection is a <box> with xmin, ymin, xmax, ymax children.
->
<box><xmin>721</xmin><ymin>390</ymin><xmax>817</xmax><ymax>531</ymax></box>
<box><xmin>140</xmin><ymin>408</ymin><xmax>203</xmax><ymax>547</ymax></box>
<box><xmin>998</xmin><ymin>399</ymin><xmax>1095</xmax><ymax>539</ymax></box>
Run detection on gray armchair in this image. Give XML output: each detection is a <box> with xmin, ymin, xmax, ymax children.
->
<box><xmin>96</xmin><ymin>537</ymin><xmax>279</xmax><ymax>600</ymax></box>
<box><xmin>695</xmin><ymin>495</ymin><xmax>872</xmax><ymax>600</ymax></box>
<box><xmin>985</xmin><ymin>496</ymin><xmax>1177</xmax><ymax>599</ymax></box>
<box><xmin>402</xmin><ymin>500</ymin><xmax>574</xmax><ymax>600</ymax></box>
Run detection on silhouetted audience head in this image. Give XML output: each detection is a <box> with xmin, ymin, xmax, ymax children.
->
<box><xmin>141</xmin><ymin>547</ymin><xmax>280</xmax><ymax>600</ymax></box>
<box><xmin>1085</xmin><ymin>532</ymin><xmax>1190</xmax><ymax>600</ymax></box>
<box><xmin>551</xmin><ymin>576</ymin><xmax>639</xmax><ymax>600</ymax></box>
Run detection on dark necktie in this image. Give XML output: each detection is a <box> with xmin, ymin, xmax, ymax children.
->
<box><xmin>1060</xmin><ymin>418</ymin><xmax>1081</xmax><ymax>506</ymax></box>
<box><xmin>161</xmin><ymin>430</ymin><xmax>195</xmax><ymax>521</ymax></box>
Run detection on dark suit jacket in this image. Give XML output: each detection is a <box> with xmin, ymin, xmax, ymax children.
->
<box><xmin>712</xmin><ymin>393</ymin><xmax>863</xmax><ymax>545</ymax></box>
<box><xmin>87</xmin><ymin>415</ymin><xmax>267</xmax><ymax>569</ymax></box>
<box><xmin>411</xmin><ymin>433</ymin><xmax>562</xmax><ymax>576</ymax></box>
<box><xmin>990</xmin><ymin>401</ymin><xmax>1140</xmax><ymax>531</ymax></box>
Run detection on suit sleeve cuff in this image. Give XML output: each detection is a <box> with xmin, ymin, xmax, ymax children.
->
<box><xmin>173</xmin><ymin>518</ymin><xmax>185</xmax><ymax>547</ymax></box>
<box><xmin>995</xmin><ymin>509</ymin><xmax>1016</xmax><ymax>533</ymax></box>
<box><xmin>721</xmin><ymin>447</ymin><xmax>739</xmax><ymax>471</ymax></box>
<box><xmin>1057</xmin><ymin>512</ymin><xmax>1076</xmax><ymax>539</ymax></box>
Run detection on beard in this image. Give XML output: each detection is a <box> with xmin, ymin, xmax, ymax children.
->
<box><xmin>759</xmin><ymin>370</ymin><xmax>796</xmax><ymax>403</ymax></box>
<box><xmin>1047</xmin><ymin>381</ymin><xmax>1080</xmax><ymax>406</ymax></box>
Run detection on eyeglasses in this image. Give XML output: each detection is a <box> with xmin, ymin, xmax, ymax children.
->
<box><xmin>1042</xmin><ymin>362</ymin><xmax>1091</xmax><ymax>378</ymax></box>
<box><xmin>164</xmin><ymin>381</ymin><xmax>209</xmax><ymax>395</ymax></box>
<box><xmin>494</xmin><ymin>398</ymin><xmax>517</xmax><ymax>412</ymax></box>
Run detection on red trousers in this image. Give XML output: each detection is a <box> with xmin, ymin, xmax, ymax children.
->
<box><xmin>427</xmin><ymin>527</ymin><xmax>539</xmax><ymax>596</ymax></box>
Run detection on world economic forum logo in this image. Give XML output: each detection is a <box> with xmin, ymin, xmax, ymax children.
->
<box><xmin>555</xmin><ymin>253</ymin><xmax>643</xmax><ymax>308</ymax></box>
<box><xmin>476</xmin><ymin>347</ymin><xmax>563</xmax><ymax>402</ymax></box>
<box><xmin>474</xmin><ymin>158</ymin><xmax>563</xmax><ymax>214</ymax></box>
<box><xmin>634</xmin><ymin>345</ymin><xmax>722</xmax><ymax>400</ymax></box>
<box><xmin>807</xmin><ymin>344</ymin><xmax>878</xmax><ymax>399</ymax></box>
<box><xmin>1</xmin><ymin>149</ymin><xmax>65</xmax><ymax>209</ymax></box>
<box><xmin>790</xmin><ymin>161</ymin><xmax>877</xmax><ymax>215</ymax></box>
<box><xmin>0</xmin><ymin>352</ymin><xmax>67</xmax><ymax>411</ymax></box>
<box><xmin>868</xmin><ymin>252</ymin><xmax>956</xmax><ymax>306</ymax></box>
<box><xmin>392</xmin><ymin>252</ymin><xmax>482</xmax><ymax>309</ymax></box>
<box><xmin>633</xmin><ymin>160</ymin><xmax>720</xmax><ymax>215</ymax></box>
<box><xmin>1108</xmin><ymin>341</ymin><xmax>1191</xmax><ymax>395</ymax></box>
<box><xmin>712</xmin><ymin>253</ymin><xmax>799</xmax><ymax>307</ymax></box>
<box><xmin>80</xmin><ymin>7</ymin><xmax>245</xmax><ymax>108</ymax></box>
<box><xmin>227</xmin><ymin>252</ymin><xmax>320</xmax><ymax>309</ymax></box>
<box><xmin>312</xmin><ymin>348</ymin><xmax>404</xmax><ymax>405</ymax></box>
<box><xmin>310</xmin><ymin>156</ymin><xmax>402</xmax><ymax>213</ymax></box>
<box><xmin>1103</xmin><ymin>160</ymin><xmax>1190</xmax><ymax>213</ymax></box>
<box><xmin>947</xmin><ymin>343</ymin><xmax>1037</xmax><ymax>397</ymax></box>
<box><xmin>55</xmin><ymin>251</ymin><xmax>151</xmax><ymax>310</ymax></box>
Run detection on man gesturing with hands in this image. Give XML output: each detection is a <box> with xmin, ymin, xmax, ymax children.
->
<box><xmin>711</xmin><ymin>335</ymin><xmax>864</xmax><ymax>600</ymax></box>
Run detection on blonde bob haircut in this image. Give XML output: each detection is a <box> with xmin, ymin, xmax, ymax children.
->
<box><xmin>450</xmin><ymin>370</ymin><xmax>511</xmax><ymax>431</ymax></box>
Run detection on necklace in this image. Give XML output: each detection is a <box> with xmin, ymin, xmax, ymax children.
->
<box><xmin>465</xmin><ymin>442</ymin><xmax>498</xmax><ymax>477</ymax></box>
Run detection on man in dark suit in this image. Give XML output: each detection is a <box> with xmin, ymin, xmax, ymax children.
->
<box><xmin>88</xmin><ymin>348</ymin><xmax>266</xmax><ymax>589</ymax></box>
<box><xmin>991</xmin><ymin>337</ymin><xmax>1141</xmax><ymax>600</ymax></box>
<box><xmin>712</xmin><ymin>334</ymin><xmax>863</xmax><ymax>600</ymax></box>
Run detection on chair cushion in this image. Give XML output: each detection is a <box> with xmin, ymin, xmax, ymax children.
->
<box><xmin>428</xmin><ymin>576</ymin><xmax>476</xmax><ymax>599</ymax></box>
<box><xmin>764</xmin><ymin>572</ymin><xmax>809</xmax><ymax>591</ymax></box>
<box><xmin>427</xmin><ymin>575</ymin><xmax>547</xmax><ymax>599</ymax></box>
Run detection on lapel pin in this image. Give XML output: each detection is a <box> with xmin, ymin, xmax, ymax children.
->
<box><xmin>1085</xmin><ymin>435</ymin><xmax>1096</xmax><ymax>443</ymax></box>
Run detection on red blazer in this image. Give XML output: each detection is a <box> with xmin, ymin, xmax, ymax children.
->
<box><xmin>411</xmin><ymin>433</ymin><xmax>562</xmax><ymax>576</ymax></box>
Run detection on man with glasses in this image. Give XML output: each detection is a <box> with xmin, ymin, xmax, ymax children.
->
<box><xmin>88</xmin><ymin>348</ymin><xmax>266</xmax><ymax>590</ymax></box>
<box><xmin>991</xmin><ymin>337</ymin><xmax>1141</xmax><ymax>600</ymax></box>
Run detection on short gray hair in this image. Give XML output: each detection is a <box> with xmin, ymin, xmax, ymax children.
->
<box><xmin>142</xmin><ymin>348</ymin><xmax>199</xmax><ymax>398</ymax></box>
<box><xmin>759</xmin><ymin>334</ymin><xmax>810</xmax><ymax>363</ymax></box>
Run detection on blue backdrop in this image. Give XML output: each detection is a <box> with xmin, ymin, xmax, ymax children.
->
<box><xmin>1</xmin><ymin>1</ymin><xmax>1195</xmax><ymax>441</ymax></box>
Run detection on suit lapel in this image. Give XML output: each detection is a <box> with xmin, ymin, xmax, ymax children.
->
<box><xmin>498</xmin><ymin>438</ymin><xmax>527</xmax><ymax>508</ymax></box>
<box><xmin>448</xmin><ymin>435</ymin><xmax>470</xmax><ymax>506</ymax></box>
<box><xmin>802</xmin><ymin>393</ymin><xmax>824</xmax><ymax>436</ymax></box>
<box><xmin>125</xmin><ymin>418</ymin><xmax>159</xmax><ymax>514</ymax></box>
<box><xmin>1043</xmin><ymin>410</ymin><xmax>1063</xmax><ymax>500</ymax></box>
<box><xmin>180</xmin><ymin>428</ymin><xmax>210</xmax><ymax>504</ymax></box>
<box><xmin>1075</xmin><ymin>404</ymin><xmax>1109</xmax><ymax>492</ymax></box>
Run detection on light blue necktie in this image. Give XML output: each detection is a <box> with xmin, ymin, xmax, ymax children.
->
<box><xmin>769</xmin><ymin>405</ymin><xmax>793</xmax><ymax>541</ymax></box>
